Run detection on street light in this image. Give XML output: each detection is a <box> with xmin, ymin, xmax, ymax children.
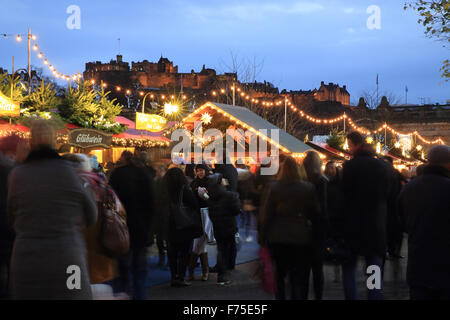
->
<box><xmin>141</xmin><ymin>92</ymin><xmax>155</xmax><ymax>113</ymax></box>
<box><xmin>3</xmin><ymin>29</ymin><xmax>34</xmax><ymax>93</ymax></box>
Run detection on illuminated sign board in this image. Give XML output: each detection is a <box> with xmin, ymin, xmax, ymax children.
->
<box><xmin>69</xmin><ymin>129</ymin><xmax>113</xmax><ymax>149</ymax></box>
<box><xmin>0</xmin><ymin>92</ymin><xmax>20</xmax><ymax>117</ymax></box>
<box><xmin>136</xmin><ymin>112</ymin><xmax>167</xmax><ymax>132</ymax></box>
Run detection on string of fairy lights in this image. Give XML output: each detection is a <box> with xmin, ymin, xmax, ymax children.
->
<box><xmin>7</xmin><ymin>34</ymin><xmax>447</xmax><ymax>146</ymax></box>
<box><xmin>209</xmin><ymin>86</ymin><xmax>447</xmax><ymax>146</ymax></box>
<box><xmin>31</xmin><ymin>39</ymin><xmax>82</xmax><ymax>81</ymax></box>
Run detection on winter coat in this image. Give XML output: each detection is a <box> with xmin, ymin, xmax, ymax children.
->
<box><xmin>152</xmin><ymin>177</ymin><xmax>170</xmax><ymax>242</ymax></box>
<box><xmin>259</xmin><ymin>180</ymin><xmax>322</xmax><ymax>248</ymax></box>
<box><xmin>109</xmin><ymin>163</ymin><xmax>154</xmax><ymax>249</ymax></box>
<box><xmin>385</xmin><ymin>163</ymin><xmax>404</xmax><ymax>249</ymax></box>
<box><xmin>342</xmin><ymin>146</ymin><xmax>393</xmax><ymax>257</ymax></box>
<box><xmin>168</xmin><ymin>184</ymin><xmax>201</xmax><ymax>243</ymax></box>
<box><xmin>399</xmin><ymin>165</ymin><xmax>450</xmax><ymax>288</ymax></box>
<box><xmin>206</xmin><ymin>174</ymin><xmax>241</xmax><ymax>240</ymax></box>
<box><xmin>326</xmin><ymin>175</ymin><xmax>345</xmax><ymax>238</ymax></box>
<box><xmin>0</xmin><ymin>153</ymin><xmax>14</xmax><ymax>256</ymax></box>
<box><xmin>8</xmin><ymin>147</ymin><xmax>97</xmax><ymax>300</ymax></box>
<box><xmin>307</xmin><ymin>173</ymin><xmax>329</xmax><ymax>258</ymax></box>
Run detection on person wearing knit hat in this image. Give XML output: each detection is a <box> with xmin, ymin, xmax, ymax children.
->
<box><xmin>399</xmin><ymin>144</ymin><xmax>450</xmax><ymax>300</ymax></box>
<box><xmin>195</xmin><ymin>163</ymin><xmax>210</xmax><ymax>172</ymax></box>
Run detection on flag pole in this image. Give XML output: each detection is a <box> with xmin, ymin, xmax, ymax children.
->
<box><xmin>405</xmin><ymin>86</ymin><xmax>408</xmax><ymax>105</ymax></box>
<box><xmin>376</xmin><ymin>74</ymin><xmax>379</xmax><ymax>107</ymax></box>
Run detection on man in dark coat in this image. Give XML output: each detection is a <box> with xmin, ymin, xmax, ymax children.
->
<box><xmin>382</xmin><ymin>156</ymin><xmax>404</xmax><ymax>259</ymax></box>
<box><xmin>206</xmin><ymin>173</ymin><xmax>241</xmax><ymax>285</ymax></box>
<box><xmin>398</xmin><ymin>145</ymin><xmax>450</xmax><ymax>300</ymax></box>
<box><xmin>213</xmin><ymin>153</ymin><xmax>239</xmax><ymax>270</ymax></box>
<box><xmin>341</xmin><ymin>132</ymin><xmax>392</xmax><ymax>300</ymax></box>
<box><xmin>109</xmin><ymin>151</ymin><xmax>154</xmax><ymax>300</ymax></box>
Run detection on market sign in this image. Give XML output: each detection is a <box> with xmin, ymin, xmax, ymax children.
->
<box><xmin>0</xmin><ymin>92</ymin><xmax>20</xmax><ymax>117</ymax></box>
<box><xmin>136</xmin><ymin>112</ymin><xmax>167</xmax><ymax>132</ymax></box>
<box><xmin>69</xmin><ymin>129</ymin><xmax>113</xmax><ymax>149</ymax></box>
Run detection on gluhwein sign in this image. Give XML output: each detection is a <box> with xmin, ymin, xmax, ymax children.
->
<box><xmin>69</xmin><ymin>129</ymin><xmax>113</xmax><ymax>149</ymax></box>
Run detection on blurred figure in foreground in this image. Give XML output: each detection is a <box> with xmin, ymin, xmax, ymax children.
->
<box><xmin>236</xmin><ymin>163</ymin><xmax>258</xmax><ymax>242</ymax></box>
<box><xmin>260</xmin><ymin>157</ymin><xmax>322</xmax><ymax>300</ymax></box>
<box><xmin>399</xmin><ymin>145</ymin><xmax>450</xmax><ymax>300</ymax></box>
<box><xmin>341</xmin><ymin>132</ymin><xmax>392</xmax><ymax>300</ymax></box>
<box><xmin>8</xmin><ymin>120</ymin><xmax>97</xmax><ymax>299</ymax></box>
<box><xmin>62</xmin><ymin>154</ymin><xmax>120</xmax><ymax>299</ymax></box>
<box><xmin>109</xmin><ymin>151</ymin><xmax>154</xmax><ymax>300</ymax></box>
<box><xmin>303</xmin><ymin>151</ymin><xmax>328</xmax><ymax>300</ymax></box>
<box><xmin>153</xmin><ymin>164</ymin><xmax>170</xmax><ymax>268</ymax></box>
<box><xmin>0</xmin><ymin>135</ymin><xmax>28</xmax><ymax>300</ymax></box>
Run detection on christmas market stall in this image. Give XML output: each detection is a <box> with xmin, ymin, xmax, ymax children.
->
<box><xmin>306</xmin><ymin>141</ymin><xmax>350</xmax><ymax>163</ymax></box>
<box><xmin>57</xmin><ymin>115</ymin><xmax>171</xmax><ymax>164</ymax></box>
<box><xmin>181</xmin><ymin>102</ymin><xmax>314</xmax><ymax>164</ymax></box>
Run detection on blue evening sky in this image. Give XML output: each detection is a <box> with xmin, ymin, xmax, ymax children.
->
<box><xmin>1</xmin><ymin>0</ymin><xmax>449</xmax><ymax>104</ymax></box>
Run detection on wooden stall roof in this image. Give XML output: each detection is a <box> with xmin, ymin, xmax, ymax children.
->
<box><xmin>183</xmin><ymin>102</ymin><xmax>312</xmax><ymax>154</ymax></box>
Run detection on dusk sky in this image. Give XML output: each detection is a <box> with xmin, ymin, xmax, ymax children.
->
<box><xmin>1</xmin><ymin>0</ymin><xmax>449</xmax><ymax>104</ymax></box>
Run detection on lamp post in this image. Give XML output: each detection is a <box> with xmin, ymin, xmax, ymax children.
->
<box><xmin>10</xmin><ymin>56</ymin><xmax>28</xmax><ymax>99</ymax></box>
<box><xmin>27</xmin><ymin>28</ymin><xmax>31</xmax><ymax>94</ymax></box>
<box><xmin>232</xmin><ymin>83</ymin><xmax>235</xmax><ymax>106</ymax></box>
<box><xmin>141</xmin><ymin>92</ymin><xmax>154</xmax><ymax>113</ymax></box>
<box><xmin>4</xmin><ymin>29</ymin><xmax>34</xmax><ymax>93</ymax></box>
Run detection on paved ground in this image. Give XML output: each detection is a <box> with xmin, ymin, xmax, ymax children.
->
<box><xmin>146</xmin><ymin>229</ymin><xmax>410</xmax><ymax>300</ymax></box>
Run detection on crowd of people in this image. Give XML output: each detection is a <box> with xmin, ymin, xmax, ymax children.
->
<box><xmin>0</xmin><ymin>119</ymin><xmax>449</xmax><ymax>300</ymax></box>
<box><xmin>259</xmin><ymin>131</ymin><xmax>450</xmax><ymax>300</ymax></box>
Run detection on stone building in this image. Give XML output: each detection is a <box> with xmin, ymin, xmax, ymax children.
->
<box><xmin>315</xmin><ymin>81</ymin><xmax>350</xmax><ymax>105</ymax></box>
<box><xmin>83</xmin><ymin>55</ymin><xmax>236</xmax><ymax>92</ymax></box>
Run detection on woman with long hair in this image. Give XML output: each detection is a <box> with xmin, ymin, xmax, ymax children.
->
<box><xmin>164</xmin><ymin>167</ymin><xmax>201</xmax><ymax>287</ymax></box>
<box><xmin>260</xmin><ymin>156</ymin><xmax>322</xmax><ymax>300</ymax></box>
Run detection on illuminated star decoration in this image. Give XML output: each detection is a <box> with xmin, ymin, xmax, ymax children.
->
<box><xmin>201</xmin><ymin>112</ymin><xmax>212</xmax><ymax>125</ymax></box>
